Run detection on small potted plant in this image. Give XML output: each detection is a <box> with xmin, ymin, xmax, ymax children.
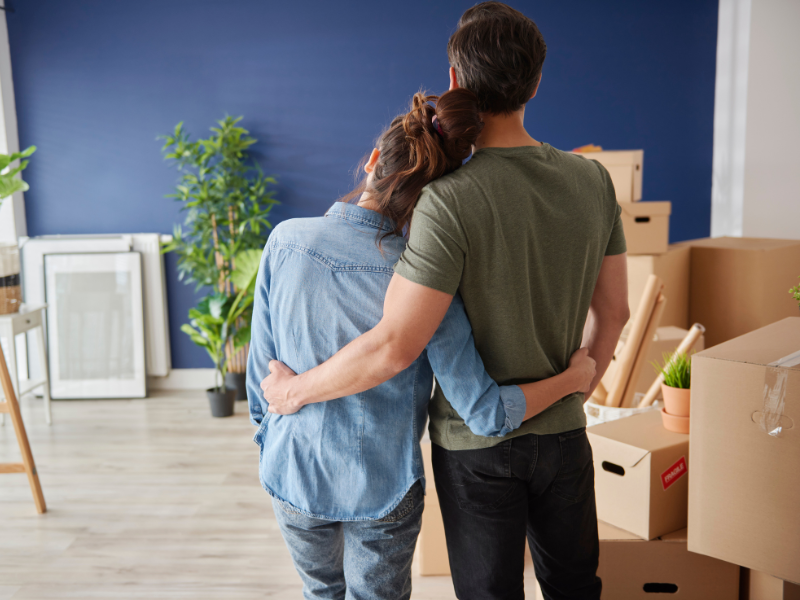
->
<box><xmin>181</xmin><ymin>250</ymin><xmax>261</xmax><ymax>417</ymax></box>
<box><xmin>654</xmin><ymin>351</ymin><xmax>691</xmax><ymax>434</ymax></box>
<box><xmin>790</xmin><ymin>276</ymin><xmax>800</xmax><ymax>310</ymax></box>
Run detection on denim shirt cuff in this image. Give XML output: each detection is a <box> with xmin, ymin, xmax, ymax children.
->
<box><xmin>500</xmin><ymin>385</ymin><xmax>527</xmax><ymax>434</ymax></box>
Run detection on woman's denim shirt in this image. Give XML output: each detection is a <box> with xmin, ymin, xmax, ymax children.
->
<box><xmin>247</xmin><ymin>202</ymin><xmax>525</xmax><ymax>520</ymax></box>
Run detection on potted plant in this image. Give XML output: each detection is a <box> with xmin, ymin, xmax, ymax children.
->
<box><xmin>790</xmin><ymin>276</ymin><xmax>800</xmax><ymax>310</ymax></box>
<box><xmin>181</xmin><ymin>249</ymin><xmax>262</xmax><ymax>417</ymax></box>
<box><xmin>161</xmin><ymin>117</ymin><xmax>277</xmax><ymax>400</ymax></box>
<box><xmin>653</xmin><ymin>351</ymin><xmax>691</xmax><ymax>433</ymax></box>
<box><xmin>0</xmin><ymin>146</ymin><xmax>35</xmax><ymax>315</ymax></box>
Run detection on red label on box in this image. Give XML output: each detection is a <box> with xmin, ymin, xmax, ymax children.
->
<box><xmin>661</xmin><ymin>456</ymin><xmax>687</xmax><ymax>491</ymax></box>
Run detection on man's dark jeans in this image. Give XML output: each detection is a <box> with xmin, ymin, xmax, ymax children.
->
<box><xmin>432</xmin><ymin>428</ymin><xmax>601</xmax><ymax>600</ymax></box>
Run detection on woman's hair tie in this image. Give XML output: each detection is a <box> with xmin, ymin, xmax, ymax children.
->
<box><xmin>432</xmin><ymin>115</ymin><xmax>444</xmax><ymax>137</ymax></box>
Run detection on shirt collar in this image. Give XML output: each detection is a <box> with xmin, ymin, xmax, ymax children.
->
<box><xmin>325</xmin><ymin>202</ymin><xmax>397</xmax><ymax>234</ymax></box>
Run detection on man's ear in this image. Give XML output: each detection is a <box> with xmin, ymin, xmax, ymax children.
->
<box><xmin>449</xmin><ymin>67</ymin><xmax>459</xmax><ymax>91</ymax></box>
<box><xmin>530</xmin><ymin>72</ymin><xmax>542</xmax><ymax>100</ymax></box>
<box><xmin>364</xmin><ymin>148</ymin><xmax>381</xmax><ymax>174</ymax></box>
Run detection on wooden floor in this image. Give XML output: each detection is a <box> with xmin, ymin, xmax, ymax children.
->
<box><xmin>0</xmin><ymin>391</ymin><xmax>540</xmax><ymax>599</ymax></box>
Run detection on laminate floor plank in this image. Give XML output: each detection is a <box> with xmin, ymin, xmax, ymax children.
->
<box><xmin>0</xmin><ymin>391</ymin><xmax>539</xmax><ymax>598</ymax></box>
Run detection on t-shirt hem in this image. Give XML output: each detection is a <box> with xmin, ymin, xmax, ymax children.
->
<box><xmin>430</xmin><ymin>401</ymin><xmax>587</xmax><ymax>451</ymax></box>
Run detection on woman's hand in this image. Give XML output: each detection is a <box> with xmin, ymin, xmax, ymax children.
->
<box><xmin>568</xmin><ymin>348</ymin><xmax>596</xmax><ymax>394</ymax></box>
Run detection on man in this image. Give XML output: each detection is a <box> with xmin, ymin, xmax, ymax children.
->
<box><xmin>262</xmin><ymin>3</ymin><xmax>629</xmax><ymax>599</ymax></box>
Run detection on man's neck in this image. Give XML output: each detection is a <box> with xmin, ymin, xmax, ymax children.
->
<box><xmin>474</xmin><ymin>107</ymin><xmax>541</xmax><ymax>151</ymax></box>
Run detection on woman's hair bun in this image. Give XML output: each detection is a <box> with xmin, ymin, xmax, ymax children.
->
<box><xmin>433</xmin><ymin>88</ymin><xmax>484</xmax><ymax>164</ymax></box>
<box><xmin>339</xmin><ymin>88</ymin><xmax>483</xmax><ymax>244</ymax></box>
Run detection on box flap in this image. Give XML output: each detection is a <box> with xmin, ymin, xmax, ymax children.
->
<box><xmin>573</xmin><ymin>149</ymin><xmax>643</xmax><ymax>166</ymax></box>
<box><xmin>659</xmin><ymin>528</ymin><xmax>688</xmax><ymax>543</ymax></box>
<box><xmin>588</xmin><ymin>411</ymin><xmax>689</xmax><ymax>453</ymax></box>
<box><xmin>620</xmin><ymin>201</ymin><xmax>671</xmax><ymax>217</ymax></box>
<box><xmin>682</xmin><ymin>236</ymin><xmax>800</xmax><ymax>251</ymax></box>
<box><xmin>587</xmin><ymin>434</ymin><xmax>651</xmax><ymax>468</ymax></box>
<box><xmin>694</xmin><ymin>318</ymin><xmax>800</xmax><ymax>368</ymax></box>
<box><xmin>598</xmin><ymin>520</ymin><xmax>641</xmax><ymax>541</ymax></box>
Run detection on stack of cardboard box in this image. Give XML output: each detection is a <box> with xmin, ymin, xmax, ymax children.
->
<box><xmin>586</xmin><ymin>318</ymin><xmax>800</xmax><ymax>599</ymax></box>
<box><xmin>575</xmin><ymin>150</ymin><xmax>689</xmax><ymax>330</ymax></box>
<box><xmin>586</xmin><ymin>411</ymin><xmax>741</xmax><ymax>598</ymax></box>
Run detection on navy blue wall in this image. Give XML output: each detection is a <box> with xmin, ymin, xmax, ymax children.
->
<box><xmin>7</xmin><ymin>0</ymin><xmax>718</xmax><ymax>368</ymax></box>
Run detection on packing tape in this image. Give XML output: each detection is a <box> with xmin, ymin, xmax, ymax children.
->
<box><xmin>755</xmin><ymin>350</ymin><xmax>800</xmax><ymax>437</ymax></box>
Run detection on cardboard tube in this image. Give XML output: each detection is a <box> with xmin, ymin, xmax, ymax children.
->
<box><xmin>620</xmin><ymin>294</ymin><xmax>666</xmax><ymax>408</ymax></box>
<box><xmin>592</xmin><ymin>380</ymin><xmax>609</xmax><ymax>404</ymax></box>
<box><xmin>605</xmin><ymin>275</ymin><xmax>663</xmax><ymax>407</ymax></box>
<box><xmin>637</xmin><ymin>323</ymin><xmax>707</xmax><ymax>408</ymax></box>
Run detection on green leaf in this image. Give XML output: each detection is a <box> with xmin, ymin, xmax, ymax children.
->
<box><xmin>230</xmin><ymin>248</ymin><xmax>262</xmax><ymax>292</ymax></box>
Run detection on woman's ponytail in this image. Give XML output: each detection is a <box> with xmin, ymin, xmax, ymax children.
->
<box><xmin>344</xmin><ymin>88</ymin><xmax>483</xmax><ymax>241</ymax></box>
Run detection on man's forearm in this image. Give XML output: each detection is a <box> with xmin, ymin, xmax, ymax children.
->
<box><xmin>284</xmin><ymin>322</ymin><xmax>408</xmax><ymax>408</ymax></box>
<box><xmin>519</xmin><ymin>369</ymin><xmax>580</xmax><ymax>421</ymax></box>
<box><xmin>584</xmin><ymin>315</ymin><xmax>626</xmax><ymax>399</ymax></box>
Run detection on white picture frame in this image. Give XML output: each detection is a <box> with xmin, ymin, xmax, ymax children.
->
<box><xmin>44</xmin><ymin>252</ymin><xmax>146</xmax><ymax>399</ymax></box>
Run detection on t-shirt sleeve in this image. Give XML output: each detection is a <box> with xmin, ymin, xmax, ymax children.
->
<box><xmin>591</xmin><ymin>159</ymin><xmax>627</xmax><ymax>256</ymax></box>
<box><xmin>606</xmin><ymin>203</ymin><xmax>627</xmax><ymax>256</ymax></box>
<box><xmin>393</xmin><ymin>187</ymin><xmax>466</xmax><ymax>295</ymax></box>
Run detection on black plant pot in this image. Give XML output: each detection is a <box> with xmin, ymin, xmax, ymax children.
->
<box><xmin>207</xmin><ymin>387</ymin><xmax>236</xmax><ymax>418</ymax></box>
<box><xmin>225</xmin><ymin>371</ymin><xmax>248</xmax><ymax>401</ymax></box>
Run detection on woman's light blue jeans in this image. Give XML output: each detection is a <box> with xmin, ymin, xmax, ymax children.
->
<box><xmin>272</xmin><ymin>481</ymin><xmax>424</xmax><ymax>600</ymax></box>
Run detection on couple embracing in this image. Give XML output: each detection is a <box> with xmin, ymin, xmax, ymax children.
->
<box><xmin>247</xmin><ymin>3</ymin><xmax>629</xmax><ymax>599</ymax></box>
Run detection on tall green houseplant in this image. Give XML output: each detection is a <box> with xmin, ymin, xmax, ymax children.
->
<box><xmin>161</xmin><ymin>117</ymin><xmax>277</xmax><ymax>378</ymax></box>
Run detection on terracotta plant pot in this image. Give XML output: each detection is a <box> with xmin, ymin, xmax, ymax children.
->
<box><xmin>661</xmin><ymin>384</ymin><xmax>691</xmax><ymax>417</ymax></box>
<box><xmin>660</xmin><ymin>408</ymin><xmax>690</xmax><ymax>434</ymax></box>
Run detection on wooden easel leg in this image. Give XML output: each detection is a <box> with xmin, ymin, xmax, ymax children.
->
<box><xmin>0</xmin><ymin>343</ymin><xmax>46</xmax><ymax>514</ymax></box>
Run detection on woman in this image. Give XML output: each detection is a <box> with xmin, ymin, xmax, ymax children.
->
<box><xmin>246</xmin><ymin>89</ymin><xmax>595</xmax><ymax>600</ymax></box>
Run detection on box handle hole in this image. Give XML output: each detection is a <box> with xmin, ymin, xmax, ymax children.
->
<box><xmin>634</xmin><ymin>216</ymin><xmax>650</xmax><ymax>223</ymax></box>
<box><xmin>643</xmin><ymin>583</ymin><xmax>678</xmax><ymax>594</ymax></box>
<box><xmin>601</xmin><ymin>461</ymin><xmax>625</xmax><ymax>476</ymax></box>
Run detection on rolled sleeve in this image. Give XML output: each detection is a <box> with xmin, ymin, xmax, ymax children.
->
<box><xmin>499</xmin><ymin>385</ymin><xmax>526</xmax><ymax>435</ymax></box>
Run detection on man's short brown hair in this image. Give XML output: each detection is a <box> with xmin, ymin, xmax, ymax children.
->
<box><xmin>447</xmin><ymin>2</ymin><xmax>547</xmax><ymax>114</ymax></box>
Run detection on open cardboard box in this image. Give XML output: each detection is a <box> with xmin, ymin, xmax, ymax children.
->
<box><xmin>573</xmin><ymin>149</ymin><xmax>643</xmax><ymax>203</ymax></box>
<box><xmin>620</xmin><ymin>201</ymin><xmax>671</xmax><ymax>255</ymax></box>
<box><xmin>627</xmin><ymin>244</ymin><xmax>691</xmax><ymax>329</ymax></box>
<box><xmin>688</xmin><ymin>317</ymin><xmax>800</xmax><ymax>584</ymax></box>
<box><xmin>588</xmin><ymin>411</ymin><xmax>689</xmax><ymax>540</ymax></box>
<box><xmin>685</xmin><ymin>237</ymin><xmax>800</xmax><ymax>347</ymax></box>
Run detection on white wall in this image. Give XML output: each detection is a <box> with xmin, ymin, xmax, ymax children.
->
<box><xmin>0</xmin><ymin>11</ymin><xmax>25</xmax><ymax>243</ymax></box>
<box><xmin>712</xmin><ymin>0</ymin><xmax>800</xmax><ymax>240</ymax></box>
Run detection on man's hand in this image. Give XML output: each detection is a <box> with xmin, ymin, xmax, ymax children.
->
<box><xmin>568</xmin><ymin>348</ymin><xmax>596</xmax><ymax>394</ymax></box>
<box><xmin>261</xmin><ymin>360</ymin><xmax>301</xmax><ymax>414</ymax></box>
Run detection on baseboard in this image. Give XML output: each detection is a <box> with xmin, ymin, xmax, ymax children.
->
<box><xmin>148</xmin><ymin>368</ymin><xmax>218</xmax><ymax>391</ymax></box>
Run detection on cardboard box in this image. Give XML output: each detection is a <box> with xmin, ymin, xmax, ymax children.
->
<box><xmin>685</xmin><ymin>237</ymin><xmax>800</xmax><ymax>347</ymax></box>
<box><xmin>596</xmin><ymin>522</ymin><xmax>740</xmax><ymax>599</ymax></box>
<box><xmin>627</xmin><ymin>244</ymin><xmax>691</xmax><ymax>328</ymax></box>
<box><xmin>601</xmin><ymin>326</ymin><xmax>705</xmax><ymax>403</ymax></box>
<box><xmin>688</xmin><ymin>318</ymin><xmax>800</xmax><ymax>584</ymax></box>
<box><xmin>620</xmin><ymin>201</ymin><xmax>671</xmax><ymax>255</ymax></box>
<box><xmin>741</xmin><ymin>569</ymin><xmax>800</xmax><ymax>600</ymax></box>
<box><xmin>416</xmin><ymin>440</ymin><xmax>450</xmax><ymax>576</ymax></box>
<box><xmin>588</xmin><ymin>411</ymin><xmax>689</xmax><ymax>539</ymax></box>
<box><xmin>574</xmin><ymin>149</ymin><xmax>644</xmax><ymax>203</ymax></box>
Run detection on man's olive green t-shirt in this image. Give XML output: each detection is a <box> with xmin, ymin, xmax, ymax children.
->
<box><xmin>394</xmin><ymin>144</ymin><xmax>626</xmax><ymax>451</ymax></box>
